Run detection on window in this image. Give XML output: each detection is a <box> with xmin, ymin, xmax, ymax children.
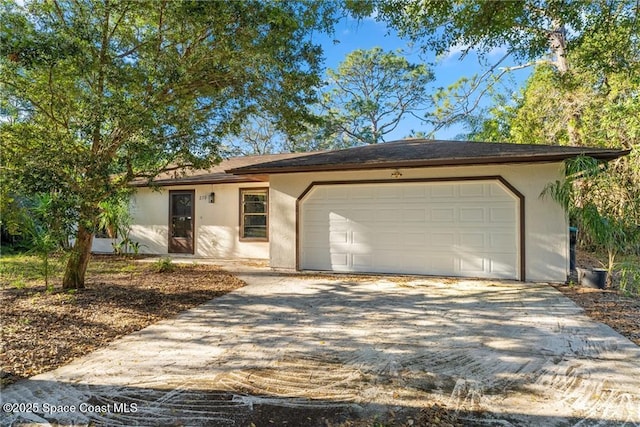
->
<box><xmin>240</xmin><ymin>188</ymin><xmax>268</xmax><ymax>240</ymax></box>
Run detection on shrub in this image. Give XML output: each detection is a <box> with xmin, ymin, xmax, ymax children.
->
<box><xmin>154</xmin><ymin>257</ymin><xmax>175</xmax><ymax>273</ymax></box>
<box><xmin>618</xmin><ymin>262</ymin><xmax>640</xmax><ymax>296</ymax></box>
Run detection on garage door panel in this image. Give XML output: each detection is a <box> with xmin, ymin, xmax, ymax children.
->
<box><xmin>352</xmin><ymin>253</ymin><xmax>373</xmax><ymax>268</ymax></box>
<box><xmin>490</xmin><ymin>184</ymin><xmax>515</xmax><ymax>199</ymax></box>
<box><xmin>305</xmin><ymin>231</ymin><xmax>329</xmax><ymax>247</ymax></box>
<box><xmin>373</xmin><ymin>251</ymin><xmax>401</xmax><ymax>269</ymax></box>
<box><xmin>376</xmin><ymin>209</ymin><xmax>398</xmax><ymax>222</ymax></box>
<box><xmin>489</xmin><ymin>254</ymin><xmax>518</xmax><ymax>277</ymax></box>
<box><xmin>404</xmin><ymin>232</ymin><xmax>427</xmax><ymax>247</ymax></box>
<box><xmin>490</xmin><ymin>233</ymin><xmax>517</xmax><ymax>250</ymax></box>
<box><xmin>431</xmin><ymin>208</ymin><xmax>456</xmax><ymax>222</ymax></box>
<box><xmin>460</xmin><ymin>232</ymin><xmax>485</xmax><ymax>248</ymax></box>
<box><xmin>352</xmin><ymin>231</ymin><xmax>373</xmax><ymax>245</ymax></box>
<box><xmin>403</xmin><ymin>186</ymin><xmax>427</xmax><ymax>198</ymax></box>
<box><xmin>352</xmin><ymin>187</ymin><xmax>374</xmax><ymax>199</ymax></box>
<box><xmin>377</xmin><ymin>187</ymin><xmax>401</xmax><ymax>199</ymax></box>
<box><xmin>459</xmin><ymin>183</ymin><xmax>485</xmax><ymax>197</ymax></box>
<box><xmin>300</xmin><ymin>181</ymin><xmax>519</xmax><ymax>279</ymax></box>
<box><xmin>304</xmin><ymin>208</ymin><xmax>327</xmax><ymax>222</ymax></box>
<box><xmin>326</xmin><ymin>188</ymin><xmax>349</xmax><ymax>200</ymax></box>
<box><xmin>302</xmin><ymin>248</ymin><xmax>332</xmax><ymax>269</ymax></box>
<box><xmin>375</xmin><ymin>231</ymin><xmax>399</xmax><ymax>246</ymax></box>
<box><xmin>460</xmin><ymin>256</ymin><xmax>485</xmax><ymax>273</ymax></box>
<box><xmin>329</xmin><ymin>251</ymin><xmax>348</xmax><ymax>265</ymax></box>
<box><xmin>401</xmin><ymin>253</ymin><xmax>429</xmax><ymax>271</ymax></box>
<box><xmin>431</xmin><ymin>231</ymin><xmax>456</xmax><ymax>246</ymax></box>
<box><xmin>459</xmin><ymin>207</ymin><xmax>485</xmax><ymax>222</ymax></box>
<box><xmin>490</xmin><ymin>207</ymin><xmax>516</xmax><ymax>223</ymax></box>
<box><xmin>430</xmin><ymin>256</ymin><xmax>457</xmax><ymax>275</ymax></box>
<box><xmin>329</xmin><ymin>231</ymin><xmax>348</xmax><ymax>244</ymax></box>
<box><xmin>403</xmin><ymin>209</ymin><xmax>427</xmax><ymax>222</ymax></box>
<box><xmin>431</xmin><ymin>184</ymin><xmax>455</xmax><ymax>198</ymax></box>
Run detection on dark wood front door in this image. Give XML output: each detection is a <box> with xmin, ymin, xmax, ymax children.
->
<box><xmin>169</xmin><ymin>190</ymin><xmax>194</xmax><ymax>254</ymax></box>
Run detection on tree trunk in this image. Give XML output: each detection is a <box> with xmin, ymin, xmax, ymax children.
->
<box><xmin>549</xmin><ymin>22</ymin><xmax>583</xmax><ymax>146</ymax></box>
<box><xmin>567</xmin><ymin>114</ymin><xmax>582</xmax><ymax>146</ymax></box>
<box><xmin>62</xmin><ymin>225</ymin><xmax>94</xmax><ymax>289</ymax></box>
<box><xmin>549</xmin><ymin>23</ymin><xmax>569</xmax><ymax>74</ymax></box>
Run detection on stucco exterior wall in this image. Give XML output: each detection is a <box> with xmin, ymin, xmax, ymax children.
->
<box><xmin>269</xmin><ymin>162</ymin><xmax>568</xmax><ymax>283</ymax></box>
<box><xmin>92</xmin><ymin>183</ymin><xmax>270</xmax><ymax>259</ymax></box>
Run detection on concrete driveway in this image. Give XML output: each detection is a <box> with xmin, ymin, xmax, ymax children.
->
<box><xmin>2</xmin><ymin>263</ymin><xmax>639</xmax><ymax>426</ymax></box>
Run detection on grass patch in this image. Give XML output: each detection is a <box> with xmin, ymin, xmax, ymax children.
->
<box><xmin>0</xmin><ymin>253</ymin><xmax>65</xmax><ymax>287</ymax></box>
<box><xmin>153</xmin><ymin>257</ymin><xmax>175</xmax><ymax>273</ymax></box>
<box><xmin>0</xmin><ymin>253</ymin><xmax>145</xmax><ymax>289</ymax></box>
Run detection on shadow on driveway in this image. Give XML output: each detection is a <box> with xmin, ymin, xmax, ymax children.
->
<box><xmin>2</xmin><ymin>270</ymin><xmax>639</xmax><ymax>426</ymax></box>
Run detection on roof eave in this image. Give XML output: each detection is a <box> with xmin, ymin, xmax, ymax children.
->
<box><xmin>130</xmin><ymin>175</ymin><xmax>264</xmax><ymax>187</ymax></box>
<box><xmin>227</xmin><ymin>150</ymin><xmax>630</xmax><ymax>176</ymax></box>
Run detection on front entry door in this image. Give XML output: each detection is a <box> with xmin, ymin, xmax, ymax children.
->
<box><xmin>169</xmin><ymin>190</ymin><xmax>194</xmax><ymax>254</ymax></box>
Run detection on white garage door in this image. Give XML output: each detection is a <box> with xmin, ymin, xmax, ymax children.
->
<box><xmin>300</xmin><ymin>180</ymin><xmax>520</xmax><ymax>280</ymax></box>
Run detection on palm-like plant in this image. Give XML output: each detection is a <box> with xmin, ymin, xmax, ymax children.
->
<box><xmin>542</xmin><ymin>154</ymin><xmax>640</xmax><ymax>285</ymax></box>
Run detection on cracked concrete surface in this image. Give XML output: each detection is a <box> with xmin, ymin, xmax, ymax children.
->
<box><xmin>1</xmin><ymin>263</ymin><xmax>639</xmax><ymax>426</ymax></box>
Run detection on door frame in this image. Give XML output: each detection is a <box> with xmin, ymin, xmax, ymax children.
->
<box><xmin>168</xmin><ymin>190</ymin><xmax>195</xmax><ymax>254</ymax></box>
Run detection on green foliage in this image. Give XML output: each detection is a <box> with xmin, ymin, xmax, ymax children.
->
<box><xmin>0</xmin><ymin>253</ymin><xmax>63</xmax><ymax>288</ymax></box>
<box><xmin>321</xmin><ymin>47</ymin><xmax>434</xmax><ymax>145</ymax></box>
<box><xmin>15</xmin><ymin>193</ymin><xmax>75</xmax><ymax>288</ymax></box>
<box><xmin>369</xmin><ymin>0</ymin><xmax>576</xmax><ymax>60</ymax></box>
<box><xmin>543</xmin><ymin>155</ymin><xmax>640</xmax><ymax>281</ymax></box>
<box><xmin>618</xmin><ymin>261</ymin><xmax>640</xmax><ymax>296</ymax></box>
<box><xmin>458</xmin><ymin>88</ymin><xmax>520</xmax><ymax>142</ymax></box>
<box><xmin>97</xmin><ymin>196</ymin><xmax>131</xmax><ymax>240</ymax></box>
<box><xmin>112</xmin><ymin>237</ymin><xmax>144</xmax><ymax>257</ymax></box>
<box><xmin>365</xmin><ymin>1</ymin><xmax>639</xmax><ymax>138</ymax></box>
<box><xmin>507</xmin><ymin>62</ymin><xmax>640</xmax><ymax>148</ymax></box>
<box><xmin>153</xmin><ymin>257</ymin><xmax>175</xmax><ymax>274</ymax></box>
<box><xmin>1</xmin><ymin>0</ymin><xmax>338</xmax><ymax>288</ymax></box>
<box><xmin>369</xmin><ymin>1</ymin><xmax>637</xmax><ymax>67</ymax></box>
<box><xmin>10</xmin><ymin>280</ymin><xmax>27</xmax><ymax>290</ymax></box>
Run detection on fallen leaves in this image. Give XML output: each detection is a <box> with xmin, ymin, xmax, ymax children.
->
<box><xmin>553</xmin><ymin>285</ymin><xmax>640</xmax><ymax>346</ymax></box>
<box><xmin>0</xmin><ymin>258</ymin><xmax>245</xmax><ymax>387</ymax></box>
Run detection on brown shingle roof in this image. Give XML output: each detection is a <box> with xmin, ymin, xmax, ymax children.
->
<box><xmin>227</xmin><ymin>139</ymin><xmax>629</xmax><ymax>175</ymax></box>
<box><xmin>131</xmin><ymin>152</ymin><xmax>312</xmax><ymax>187</ymax></box>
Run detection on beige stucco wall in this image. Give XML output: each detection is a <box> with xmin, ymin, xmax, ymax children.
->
<box><xmin>269</xmin><ymin>162</ymin><xmax>569</xmax><ymax>283</ymax></box>
<box><xmin>94</xmin><ymin>183</ymin><xmax>270</xmax><ymax>259</ymax></box>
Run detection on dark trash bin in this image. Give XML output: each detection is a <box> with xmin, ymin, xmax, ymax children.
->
<box><xmin>578</xmin><ymin>268</ymin><xmax>608</xmax><ymax>289</ymax></box>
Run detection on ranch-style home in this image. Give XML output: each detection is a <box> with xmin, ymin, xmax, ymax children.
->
<box><xmin>92</xmin><ymin>139</ymin><xmax>628</xmax><ymax>283</ymax></box>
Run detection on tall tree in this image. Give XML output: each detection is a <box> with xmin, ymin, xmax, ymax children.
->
<box><xmin>360</xmin><ymin>0</ymin><xmax>639</xmax><ymax>142</ymax></box>
<box><xmin>224</xmin><ymin>113</ymin><xmax>286</xmax><ymax>156</ymax></box>
<box><xmin>321</xmin><ymin>47</ymin><xmax>433</xmax><ymax>145</ymax></box>
<box><xmin>0</xmin><ymin>0</ymin><xmax>337</xmax><ymax>288</ymax></box>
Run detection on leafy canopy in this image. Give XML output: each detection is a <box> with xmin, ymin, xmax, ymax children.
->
<box><xmin>321</xmin><ymin>47</ymin><xmax>434</xmax><ymax>145</ymax></box>
<box><xmin>355</xmin><ymin>0</ymin><xmax>639</xmax><ymax>136</ymax></box>
<box><xmin>0</xmin><ymin>0</ymin><xmax>339</xmax><ymax>287</ymax></box>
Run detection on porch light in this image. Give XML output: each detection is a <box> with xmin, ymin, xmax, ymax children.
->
<box><xmin>208</xmin><ymin>192</ymin><xmax>215</xmax><ymax>203</ymax></box>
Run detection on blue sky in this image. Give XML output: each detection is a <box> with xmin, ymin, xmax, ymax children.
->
<box><xmin>316</xmin><ymin>17</ymin><xmax>532</xmax><ymax>141</ymax></box>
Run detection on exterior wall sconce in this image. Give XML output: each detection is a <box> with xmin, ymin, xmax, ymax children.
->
<box><xmin>208</xmin><ymin>192</ymin><xmax>215</xmax><ymax>203</ymax></box>
<box><xmin>391</xmin><ymin>169</ymin><xmax>403</xmax><ymax>179</ymax></box>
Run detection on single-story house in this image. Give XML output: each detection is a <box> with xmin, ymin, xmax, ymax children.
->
<box><xmin>93</xmin><ymin>139</ymin><xmax>628</xmax><ymax>282</ymax></box>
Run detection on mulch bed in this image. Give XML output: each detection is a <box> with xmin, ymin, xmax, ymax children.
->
<box><xmin>0</xmin><ymin>258</ymin><xmax>245</xmax><ymax>387</ymax></box>
<box><xmin>553</xmin><ymin>284</ymin><xmax>640</xmax><ymax>346</ymax></box>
